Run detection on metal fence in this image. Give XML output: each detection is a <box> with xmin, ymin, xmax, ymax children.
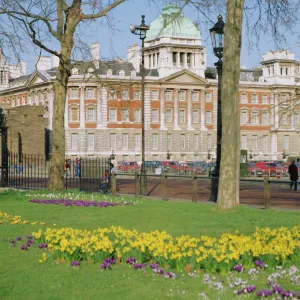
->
<box><xmin>6</xmin><ymin>153</ymin><xmax>110</xmax><ymax>192</ymax></box>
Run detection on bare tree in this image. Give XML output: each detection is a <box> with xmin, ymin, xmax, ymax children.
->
<box><xmin>0</xmin><ymin>0</ymin><xmax>126</xmax><ymax>190</ymax></box>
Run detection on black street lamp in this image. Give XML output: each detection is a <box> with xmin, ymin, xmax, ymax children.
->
<box><xmin>207</xmin><ymin>149</ymin><xmax>211</xmax><ymax>160</ymax></box>
<box><xmin>209</xmin><ymin>15</ymin><xmax>225</xmax><ymax>202</ymax></box>
<box><xmin>249</xmin><ymin>150</ymin><xmax>253</xmax><ymax>160</ymax></box>
<box><xmin>282</xmin><ymin>150</ymin><xmax>288</xmax><ymax>160</ymax></box>
<box><xmin>130</xmin><ymin>15</ymin><xmax>150</xmax><ymax>195</ymax></box>
<box><xmin>167</xmin><ymin>150</ymin><xmax>171</xmax><ymax>160</ymax></box>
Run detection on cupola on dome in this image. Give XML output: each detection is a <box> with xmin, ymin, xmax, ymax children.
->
<box><xmin>145</xmin><ymin>5</ymin><xmax>201</xmax><ymax>41</ymax></box>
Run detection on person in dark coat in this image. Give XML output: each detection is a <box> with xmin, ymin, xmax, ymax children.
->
<box><xmin>288</xmin><ymin>160</ymin><xmax>299</xmax><ymax>191</ymax></box>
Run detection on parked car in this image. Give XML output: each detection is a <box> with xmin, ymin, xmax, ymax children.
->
<box><xmin>255</xmin><ymin>162</ymin><xmax>282</xmax><ymax>177</ymax></box>
<box><xmin>117</xmin><ymin>161</ymin><xmax>140</xmax><ymax>173</ymax></box>
<box><xmin>247</xmin><ymin>163</ymin><xmax>262</xmax><ymax>176</ymax></box>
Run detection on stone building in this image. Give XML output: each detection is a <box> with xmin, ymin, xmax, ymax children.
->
<box><xmin>0</xmin><ymin>4</ymin><xmax>300</xmax><ymax>162</ymax></box>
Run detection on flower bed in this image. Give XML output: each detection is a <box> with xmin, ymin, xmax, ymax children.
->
<box><xmin>28</xmin><ymin>226</ymin><xmax>300</xmax><ymax>274</ymax></box>
<box><xmin>28</xmin><ymin>199</ymin><xmax>133</xmax><ymax>208</ymax></box>
<box><xmin>0</xmin><ymin>211</ymin><xmax>46</xmax><ymax>226</ymax></box>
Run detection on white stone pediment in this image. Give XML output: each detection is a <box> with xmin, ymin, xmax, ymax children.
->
<box><xmin>160</xmin><ymin>70</ymin><xmax>208</xmax><ymax>85</ymax></box>
<box><xmin>26</xmin><ymin>72</ymin><xmax>48</xmax><ymax>87</ymax></box>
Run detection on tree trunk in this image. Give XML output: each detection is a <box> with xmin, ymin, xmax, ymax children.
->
<box><xmin>47</xmin><ymin>39</ymin><xmax>74</xmax><ymax>190</ymax></box>
<box><xmin>217</xmin><ymin>0</ymin><xmax>244</xmax><ymax>209</ymax></box>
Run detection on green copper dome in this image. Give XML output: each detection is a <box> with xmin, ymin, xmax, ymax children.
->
<box><xmin>145</xmin><ymin>5</ymin><xmax>200</xmax><ymax>41</ymax></box>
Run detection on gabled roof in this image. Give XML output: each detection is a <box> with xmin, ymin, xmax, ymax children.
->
<box><xmin>160</xmin><ymin>69</ymin><xmax>208</xmax><ymax>84</ymax></box>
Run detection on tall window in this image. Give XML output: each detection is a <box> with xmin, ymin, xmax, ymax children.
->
<box><xmin>134</xmin><ymin>90</ymin><xmax>141</xmax><ymax>100</ymax></box>
<box><xmin>187</xmin><ymin>53</ymin><xmax>192</xmax><ymax>66</ymax></box>
<box><xmin>192</xmin><ymin>110</ymin><xmax>199</xmax><ymax>123</ymax></box>
<box><xmin>252</xmin><ymin>135</ymin><xmax>258</xmax><ymax>149</ymax></box>
<box><xmin>71</xmin><ymin>134</ymin><xmax>78</xmax><ymax>150</ymax></box>
<box><xmin>194</xmin><ymin>134</ymin><xmax>199</xmax><ymax>149</ymax></box>
<box><xmin>205</xmin><ymin>93</ymin><xmax>212</xmax><ymax>102</ymax></box>
<box><xmin>135</xmin><ymin>134</ymin><xmax>140</xmax><ymax>149</ymax></box>
<box><xmin>121</xmin><ymin>89</ymin><xmax>129</xmax><ymax>100</ymax></box>
<box><xmin>122</xmin><ymin>133</ymin><xmax>128</xmax><ymax>150</ymax></box>
<box><xmin>134</xmin><ymin>109</ymin><xmax>141</xmax><ymax>122</ymax></box>
<box><xmin>179</xmin><ymin>91</ymin><xmax>185</xmax><ymax>101</ymax></box>
<box><xmin>110</xmin><ymin>133</ymin><xmax>116</xmax><ymax>149</ymax></box>
<box><xmin>152</xmin><ymin>134</ymin><xmax>158</xmax><ymax>150</ymax></box>
<box><xmin>262</xmin><ymin>95</ymin><xmax>268</xmax><ymax>104</ymax></box>
<box><xmin>180</xmin><ymin>52</ymin><xmax>184</xmax><ymax>65</ymax></box>
<box><xmin>109</xmin><ymin>108</ymin><xmax>117</xmax><ymax>122</ymax></box>
<box><xmin>151</xmin><ymin>90</ymin><xmax>158</xmax><ymax>100</ymax></box>
<box><xmin>251</xmin><ymin>94</ymin><xmax>258</xmax><ymax>104</ymax></box>
<box><xmin>87</xmin><ymin>133</ymin><xmax>94</xmax><ymax>150</ymax></box>
<box><xmin>87</xmin><ymin>107</ymin><xmax>95</xmax><ymax>121</ymax></box>
<box><xmin>205</xmin><ymin>111</ymin><xmax>212</xmax><ymax>123</ymax></box>
<box><xmin>172</xmin><ymin>52</ymin><xmax>177</xmax><ymax>65</ymax></box>
<box><xmin>167</xmin><ymin>134</ymin><xmax>172</xmax><ymax>149</ymax></box>
<box><xmin>0</xmin><ymin>70</ymin><xmax>3</xmax><ymax>84</ymax></box>
<box><xmin>87</xmin><ymin>88</ymin><xmax>94</xmax><ymax>99</ymax></box>
<box><xmin>284</xmin><ymin>135</ymin><xmax>289</xmax><ymax>149</ymax></box>
<box><xmin>71</xmin><ymin>107</ymin><xmax>78</xmax><ymax>121</ymax></box>
<box><xmin>71</xmin><ymin>88</ymin><xmax>78</xmax><ymax>99</ymax></box>
<box><xmin>251</xmin><ymin>111</ymin><xmax>258</xmax><ymax>124</ymax></box>
<box><xmin>165</xmin><ymin>91</ymin><xmax>172</xmax><ymax>101</ymax></box>
<box><xmin>241</xmin><ymin>94</ymin><xmax>248</xmax><ymax>103</ymax></box>
<box><xmin>262</xmin><ymin>135</ymin><xmax>268</xmax><ymax>150</ymax></box>
<box><xmin>241</xmin><ymin>135</ymin><xmax>247</xmax><ymax>149</ymax></box>
<box><xmin>122</xmin><ymin>109</ymin><xmax>129</xmax><ymax>122</ymax></box>
<box><xmin>165</xmin><ymin>109</ymin><xmax>172</xmax><ymax>123</ymax></box>
<box><xmin>152</xmin><ymin>109</ymin><xmax>159</xmax><ymax>122</ymax></box>
<box><xmin>180</xmin><ymin>134</ymin><xmax>186</xmax><ymax>149</ymax></box>
<box><xmin>207</xmin><ymin>134</ymin><xmax>212</xmax><ymax>149</ymax></box>
<box><xmin>262</xmin><ymin>112</ymin><xmax>269</xmax><ymax>125</ymax></box>
<box><xmin>241</xmin><ymin>111</ymin><xmax>248</xmax><ymax>124</ymax></box>
<box><xmin>179</xmin><ymin>109</ymin><xmax>186</xmax><ymax>123</ymax></box>
<box><xmin>192</xmin><ymin>92</ymin><xmax>198</xmax><ymax>102</ymax></box>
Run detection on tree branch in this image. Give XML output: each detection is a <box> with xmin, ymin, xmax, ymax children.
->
<box><xmin>82</xmin><ymin>0</ymin><xmax>125</xmax><ymax>20</ymax></box>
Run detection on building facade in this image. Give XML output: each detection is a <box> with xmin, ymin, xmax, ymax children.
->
<box><xmin>0</xmin><ymin>4</ymin><xmax>300</xmax><ymax>161</ymax></box>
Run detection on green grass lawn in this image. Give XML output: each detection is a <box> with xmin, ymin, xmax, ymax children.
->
<box><xmin>0</xmin><ymin>189</ymin><xmax>300</xmax><ymax>300</ymax></box>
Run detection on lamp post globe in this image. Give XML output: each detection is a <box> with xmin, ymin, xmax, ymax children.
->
<box><xmin>209</xmin><ymin>16</ymin><xmax>225</xmax><ymax>202</ymax></box>
<box><xmin>129</xmin><ymin>15</ymin><xmax>150</xmax><ymax>195</ymax></box>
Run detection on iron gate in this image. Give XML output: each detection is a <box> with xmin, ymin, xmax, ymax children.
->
<box><xmin>0</xmin><ymin>126</ymin><xmax>8</xmax><ymax>187</ymax></box>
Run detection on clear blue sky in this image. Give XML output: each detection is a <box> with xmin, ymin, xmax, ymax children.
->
<box><xmin>24</xmin><ymin>0</ymin><xmax>300</xmax><ymax>73</ymax></box>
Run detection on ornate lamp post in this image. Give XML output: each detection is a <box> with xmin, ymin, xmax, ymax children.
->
<box><xmin>209</xmin><ymin>15</ymin><xmax>225</xmax><ymax>202</ymax></box>
<box><xmin>130</xmin><ymin>15</ymin><xmax>150</xmax><ymax>195</ymax></box>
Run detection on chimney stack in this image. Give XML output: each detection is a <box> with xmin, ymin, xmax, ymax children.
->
<box><xmin>91</xmin><ymin>42</ymin><xmax>100</xmax><ymax>68</ymax></box>
<box><xmin>36</xmin><ymin>56</ymin><xmax>52</xmax><ymax>71</ymax></box>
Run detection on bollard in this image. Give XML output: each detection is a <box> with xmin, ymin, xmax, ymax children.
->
<box><xmin>264</xmin><ymin>175</ymin><xmax>271</xmax><ymax>209</ymax></box>
<box><xmin>192</xmin><ymin>175</ymin><xmax>198</xmax><ymax>202</ymax></box>
<box><xmin>162</xmin><ymin>174</ymin><xmax>168</xmax><ymax>201</ymax></box>
<box><xmin>135</xmin><ymin>172</ymin><xmax>141</xmax><ymax>197</ymax></box>
<box><xmin>111</xmin><ymin>173</ymin><xmax>117</xmax><ymax>196</ymax></box>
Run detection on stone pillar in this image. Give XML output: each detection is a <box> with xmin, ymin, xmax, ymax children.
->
<box><xmin>184</xmin><ymin>52</ymin><xmax>188</xmax><ymax>68</ymax></box>
<box><xmin>290</xmin><ymin>93</ymin><xmax>295</xmax><ymax>129</ymax></box>
<box><xmin>274</xmin><ymin>92</ymin><xmax>279</xmax><ymax>129</ymax></box>
<box><xmin>64</xmin><ymin>97</ymin><xmax>69</xmax><ymax>129</ymax></box>
<box><xmin>28</xmin><ymin>92</ymin><xmax>33</xmax><ymax>106</ymax></box>
<box><xmin>160</xmin><ymin>89</ymin><xmax>167</xmax><ymax>130</ymax></box>
<box><xmin>97</xmin><ymin>86</ymin><xmax>103</xmax><ymax>128</ymax></box>
<box><xmin>200</xmin><ymin>90</ymin><xmax>207</xmax><ymax>130</ymax></box>
<box><xmin>80</xmin><ymin>86</ymin><xmax>85</xmax><ymax>129</ymax></box>
<box><xmin>34</xmin><ymin>92</ymin><xmax>39</xmax><ymax>106</ymax></box>
<box><xmin>173</xmin><ymin>89</ymin><xmax>181</xmax><ymax>130</ymax></box>
<box><xmin>187</xmin><ymin>90</ymin><xmax>193</xmax><ymax>130</ymax></box>
<box><xmin>100</xmin><ymin>86</ymin><xmax>108</xmax><ymax>127</ymax></box>
<box><xmin>270</xmin><ymin>132</ymin><xmax>278</xmax><ymax>159</ymax></box>
<box><xmin>177</xmin><ymin>52</ymin><xmax>180</xmax><ymax>68</ymax></box>
<box><xmin>47</xmin><ymin>88</ymin><xmax>54</xmax><ymax>130</ymax></box>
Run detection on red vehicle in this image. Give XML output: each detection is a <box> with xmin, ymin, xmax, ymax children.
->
<box><xmin>117</xmin><ymin>161</ymin><xmax>140</xmax><ymax>173</ymax></box>
<box><xmin>255</xmin><ymin>162</ymin><xmax>283</xmax><ymax>177</ymax></box>
<box><xmin>247</xmin><ymin>163</ymin><xmax>263</xmax><ymax>177</ymax></box>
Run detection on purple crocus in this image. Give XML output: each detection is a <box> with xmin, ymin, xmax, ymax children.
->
<box><xmin>16</xmin><ymin>236</ymin><xmax>22</xmax><ymax>241</ymax></box>
<box><xmin>255</xmin><ymin>260</ymin><xmax>264</xmax><ymax>269</ymax></box>
<box><xmin>100</xmin><ymin>258</ymin><xmax>116</xmax><ymax>270</ymax></box>
<box><xmin>236</xmin><ymin>285</ymin><xmax>256</xmax><ymax>295</ymax></box>
<box><xmin>232</xmin><ymin>264</ymin><xmax>244</xmax><ymax>273</ymax></box>
<box><xmin>70</xmin><ymin>261</ymin><xmax>80</xmax><ymax>267</ymax></box>
<box><xmin>133</xmin><ymin>263</ymin><xmax>146</xmax><ymax>270</ymax></box>
<box><xmin>21</xmin><ymin>244</ymin><xmax>28</xmax><ymax>251</ymax></box>
<box><xmin>150</xmin><ymin>263</ymin><xmax>159</xmax><ymax>270</ymax></box>
<box><xmin>126</xmin><ymin>257</ymin><xmax>136</xmax><ymax>265</ymax></box>
<box><xmin>38</xmin><ymin>243</ymin><xmax>48</xmax><ymax>249</ymax></box>
<box><xmin>256</xmin><ymin>289</ymin><xmax>273</xmax><ymax>297</ymax></box>
<box><xmin>164</xmin><ymin>272</ymin><xmax>176</xmax><ymax>279</ymax></box>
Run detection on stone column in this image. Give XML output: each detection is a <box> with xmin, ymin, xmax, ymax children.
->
<box><xmin>274</xmin><ymin>92</ymin><xmax>279</xmax><ymax>129</ymax></box>
<box><xmin>187</xmin><ymin>90</ymin><xmax>193</xmax><ymax>130</ymax></box>
<box><xmin>97</xmin><ymin>86</ymin><xmax>103</xmax><ymax>128</ymax></box>
<box><xmin>160</xmin><ymin>88</ymin><xmax>167</xmax><ymax>130</ymax></box>
<box><xmin>200</xmin><ymin>90</ymin><xmax>207</xmax><ymax>130</ymax></box>
<box><xmin>290</xmin><ymin>93</ymin><xmax>295</xmax><ymax>129</ymax></box>
<box><xmin>184</xmin><ymin>52</ymin><xmax>188</xmax><ymax>68</ymax></box>
<box><xmin>173</xmin><ymin>89</ymin><xmax>181</xmax><ymax>130</ymax></box>
<box><xmin>64</xmin><ymin>96</ymin><xmax>69</xmax><ymax>129</ymax></box>
<box><xmin>47</xmin><ymin>88</ymin><xmax>54</xmax><ymax>130</ymax></box>
<box><xmin>270</xmin><ymin>132</ymin><xmax>278</xmax><ymax>159</ymax></box>
<box><xmin>100</xmin><ymin>86</ymin><xmax>108</xmax><ymax>127</ymax></box>
<box><xmin>270</xmin><ymin>93</ymin><xmax>275</xmax><ymax>129</ymax></box>
<box><xmin>28</xmin><ymin>92</ymin><xmax>33</xmax><ymax>105</ymax></box>
<box><xmin>177</xmin><ymin>52</ymin><xmax>180</xmax><ymax>68</ymax></box>
<box><xmin>80</xmin><ymin>86</ymin><xmax>85</xmax><ymax>129</ymax></box>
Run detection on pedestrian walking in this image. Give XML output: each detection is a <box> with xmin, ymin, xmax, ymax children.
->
<box><xmin>110</xmin><ymin>163</ymin><xmax>119</xmax><ymax>191</ymax></box>
<box><xmin>288</xmin><ymin>160</ymin><xmax>299</xmax><ymax>191</ymax></box>
<box><xmin>74</xmin><ymin>158</ymin><xmax>80</xmax><ymax>177</ymax></box>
